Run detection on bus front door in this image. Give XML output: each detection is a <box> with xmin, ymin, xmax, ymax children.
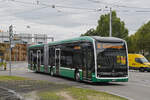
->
<box><xmin>37</xmin><ymin>50</ymin><xmax>41</xmax><ymax>72</ymax></box>
<box><xmin>82</xmin><ymin>45</ymin><xmax>93</xmax><ymax>81</ymax></box>
<box><xmin>55</xmin><ymin>48</ymin><xmax>61</xmax><ymax>75</ymax></box>
<box><xmin>82</xmin><ymin>48</ymin><xmax>88</xmax><ymax>80</ymax></box>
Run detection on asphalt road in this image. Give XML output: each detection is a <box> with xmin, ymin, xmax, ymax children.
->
<box><xmin>0</xmin><ymin>62</ymin><xmax>150</xmax><ymax>100</ymax></box>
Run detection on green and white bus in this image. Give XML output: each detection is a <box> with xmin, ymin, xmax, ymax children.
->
<box><xmin>28</xmin><ymin>36</ymin><xmax>128</xmax><ymax>82</ymax></box>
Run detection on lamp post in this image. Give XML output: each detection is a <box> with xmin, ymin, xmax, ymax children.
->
<box><xmin>109</xmin><ymin>7</ymin><xmax>112</xmax><ymax>37</ymax></box>
<box><xmin>9</xmin><ymin>25</ymin><xmax>14</xmax><ymax>76</ymax></box>
<box><xmin>105</xmin><ymin>6</ymin><xmax>112</xmax><ymax>37</ymax></box>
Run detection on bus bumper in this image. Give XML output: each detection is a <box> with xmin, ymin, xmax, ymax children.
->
<box><xmin>92</xmin><ymin>76</ymin><xmax>128</xmax><ymax>82</ymax></box>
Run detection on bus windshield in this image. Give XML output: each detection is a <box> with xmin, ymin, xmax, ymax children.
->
<box><xmin>96</xmin><ymin>42</ymin><xmax>128</xmax><ymax>77</ymax></box>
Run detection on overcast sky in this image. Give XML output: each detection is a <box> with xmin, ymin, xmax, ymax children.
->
<box><xmin>0</xmin><ymin>0</ymin><xmax>150</xmax><ymax>41</ymax></box>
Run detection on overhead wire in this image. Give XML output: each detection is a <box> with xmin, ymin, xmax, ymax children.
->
<box><xmin>0</xmin><ymin>0</ymin><xmax>101</xmax><ymax>18</ymax></box>
<box><xmin>0</xmin><ymin>4</ymin><xmax>49</xmax><ymax>17</ymax></box>
<box><xmin>8</xmin><ymin>0</ymin><xmax>98</xmax><ymax>11</ymax></box>
<box><xmin>90</xmin><ymin>0</ymin><xmax>150</xmax><ymax>13</ymax></box>
<box><xmin>88</xmin><ymin>0</ymin><xmax>150</xmax><ymax>9</ymax></box>
<box><xmin>1</xmin><ymin>0</ymin><xmax>149</xmax><ymax>37</ymax></box>
<box><xmin>12</xmin><ymin>6</ymin><xmax>49</xmax><ymax>15</ymax></box>
<box><xmin>0</xmin><ymin>0</ymin><xmax>99</xmax><ymax>29</ymax></box>
<box><xmin>17</xmin><ymin>0</ymin><xmax>150</xmax><ymax>13</ymax></box>
<box><xmin>3</xmin><ymin>0</ymin><xmax>150</xmax><ymax>15</ymax></box>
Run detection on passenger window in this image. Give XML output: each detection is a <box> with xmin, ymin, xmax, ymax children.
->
<box><xmin>135</xmin><ymin>58</ymin><xmax>142</xmax><ymax>63</ymax></box>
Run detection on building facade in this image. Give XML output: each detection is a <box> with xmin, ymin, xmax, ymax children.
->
<box><xmin>0</xmin><ymin>43</ymin><xmax>27</xmax><ymax>61</ymax></box>
<box><xmin>0</xmin><ymin>32</ymin><xmax>53</xmax><ymax>61</ymax></box>
<box><xmin>0</xmin><ymin>32</ymin><xmax>51</xmax><ymax>44</ymax></box>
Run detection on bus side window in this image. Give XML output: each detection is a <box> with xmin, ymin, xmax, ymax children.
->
<box><xmin>33</xmin><ymin>51</ymin><xmax>37</xmax><ymax>64</ymax></box>
<box><xmin>49</xmin><ymin>47</ymin><xmax>55</xmax><ymax>66</ymax></box>
<box><xmin>49</xmin><ymin>48</ymin><xmax>51</xmax><ymax>66</ymax></box>
<box><xmin>61</xmin><ymin>45</ymin><xmax>73</xmax><ymax>68</ymax></box>
<box><xmin>73</xmin><ymin>50</ymin><xmax>82</xmax><ymax>69</ymax></box>
<box><xmin>29</xmin><ymin>50</ymin><xmax>33</xmax><ymax>64</ymax></box>
<box><xmin>41</xmin><ymin>49</ymin><xmax>44</xmax><ymax>65</ymax></box>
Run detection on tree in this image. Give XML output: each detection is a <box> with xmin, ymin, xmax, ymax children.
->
<box><xmin>81</xmin><ymin>28</ymin><xmax>96</xmax><ymax>36</ymax></box>
<box><xmin>127</xmin><ymin>34</ymin><xmax>139</xmax><ymax>53</ymax></box>
<box><xmin>81</xmin><ymin>11</ymin><xmax>129</xmax><ymax>40</ymax></box>
<box><xmin>128</xmin><ymin>21</ymin><xmax>150</xmax><ymax>55</ymax></box>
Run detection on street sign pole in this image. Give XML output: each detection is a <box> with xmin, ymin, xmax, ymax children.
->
<box><xmin>9</xmin><ymin>38</ymin><xmax>11</xmax><ymax>76</ymax></box>
<box><xmin>9</xmin><ymin>25</ymin><xmax>13</xmax><ymax>76</ymax></box>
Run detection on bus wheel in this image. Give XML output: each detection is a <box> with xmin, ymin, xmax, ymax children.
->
<box><xmin>75</xmin><ymin>71</ymin><xmax>80</xmax><ymax>81</ymax></box>
<box><xmin>139</xmin><ymin>67</ymin><xmax>145</xmax><ymax>72</ymax></box>
<box><xmin>50</xmin><ymin>68</ymin><xmax>54</xmax><ymax>76</ymax></box>
<box><xmin>35</xmin><ymin>67</ymin><xmax>38</xmax><ymax>73</ymax></box>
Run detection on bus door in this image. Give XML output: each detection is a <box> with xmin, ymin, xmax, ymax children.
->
<box><xmin>30</xmin><ymin>51</ymin><xmax>33</xmax><ymax>69</ymax></box>
<box><xmin>82</xmin><ymin>44</ymin><xmax>93</xmax><ymax>81</ymax></box>
<box><xmin>82</xmin><ymin>48</ymin><xmax>89</xmax><ymax>80</ymax></box>
<box><xmin>37</xmin><ymin>50</ymin><xmax>41</xmax><ymax>71</ymax></box>
<box><xmin>55</xmin><ymin>48</ymin><xmax>61</xmax><ymax>75</ymax></box>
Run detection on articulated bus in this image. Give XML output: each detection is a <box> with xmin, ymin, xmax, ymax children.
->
<box><xmin>28</xmin><ymin>36</ymin><xmax>128</xmax><ymax>82</ymax></box>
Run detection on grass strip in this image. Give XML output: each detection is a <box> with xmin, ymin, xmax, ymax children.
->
<box><xmin>38</xmin><ymin>91</ymin><xmax>64</xmax><ymax>100</ymax></box>
<box><xmin>66</xmin><ymin>87</ymin><xmax>128</xmax><ymax>100</ymax></box>
<box><xmin>0</xmin><ymin>76</ymin><xmax>29</xmax><ymax>81</ymax></box>
<box><xmin>0</xmin><ymin>76</ymin><xmax>128</xmax><ymax>100</ymax></box>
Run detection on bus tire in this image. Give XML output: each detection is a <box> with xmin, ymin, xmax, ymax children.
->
<box><xmin>75</xmin><ymin>71</ymin><xmax>80</xmax><ymax>82</ymax></box>
<box><xmin>50</xmin><ymin>68</ymin><xmax>54</xmax><ymax>76</ymax></box>
<box><xmin>35</xmin><ymin>67</ymin><xmax>39</xmax><ymax>73</ymax></box>
<box><xmin>139</xmin><ymin>67</ymin><xmax>145</xmax><ymax>72</ymax></box>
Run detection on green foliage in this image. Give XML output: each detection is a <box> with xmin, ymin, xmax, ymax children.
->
<box><xmin>67</xmin><ymin>87</ymin><xmax>127</xmax><ymax>100</ymax></box>
<box><xmin>81</xmin><ymin>28</ymin><xmax>96</xmax><ymax>36</ymax></box>
<box><xmin>0</xmin><ymin>76</ymin><xmax>29</xmax><ymax>80</ymax></box>
<box><xmin>37</xmin><ymin>87</ymin><xmax>128</xmax><ymax>100</ymax></box>
<box><xmin>126</xmin><ymin>35</ymin><xmax>137</xmax><ymax>53</ymax></box>
<box><xmin>38</xmin><ymin>92</ymin><xmax>64</xmax><ymax>100</ymax></box>
<box><xmin>81</xmin><ymin>11</ymin><xmax>129</xmax><ymax>40</ymax></box>
<box><xmin>0</xmin><ymin>76</ymin><xmax>128</xmax><ymax>100</ymax></box>
<box><xmin>127</xmin><ymin>21</ymin><xmax>150</xmax><ymax>54</ymax></box>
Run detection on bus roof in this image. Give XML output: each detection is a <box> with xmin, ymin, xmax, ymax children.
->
<box><xmin>28</xmin><ymin>36</ymin><xmax>93</xmax><ymax>48</ymax></box>
<box><xmin>28</xmin><ymin>36</ymin><xmax>125</xmax><ymax>48</ymax></box>
<box><xmin>48</xmin><ymin>36</ymin><xmax>93</xmax><ymax>45</ymax></box>
<box><xmin>91</xmin><ymin>36</ymin><xmax>125</xmax><ymax>43</ymax></box>
<box><xmin>28</xmin><ymin>44</ymin><xmax>44</xmax><ymax>48</ymax></box>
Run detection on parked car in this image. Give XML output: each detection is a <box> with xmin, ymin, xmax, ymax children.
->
<box><xmin>128</xmin><ymin>54</ymin><xmax>150</xmax><ymax>72</ymax></box>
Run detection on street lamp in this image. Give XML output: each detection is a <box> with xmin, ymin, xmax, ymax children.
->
<box><xmin>105</xmin><ymin>6</ymin><xmax>112</xmax><ymax>37</ymax></box>
<box><xmin>109</xmin><ymin>7</ymin><xmax>112</xmax><ymax>37</ymax></box>
<box><xmin>9</xmin><ymin>25</ymin><xmax>14</xmax><ymax>76</ymax></box>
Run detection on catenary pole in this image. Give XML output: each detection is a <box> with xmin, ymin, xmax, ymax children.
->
<box><xmin>109</xmin><ymin>7</ymin><xmax>112</xmax><ymax>37</ymax></box>
<box><xmin>9</xmin><ymin>25</ymin><xmax>13</xmax><ymax>76</ymax></box>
